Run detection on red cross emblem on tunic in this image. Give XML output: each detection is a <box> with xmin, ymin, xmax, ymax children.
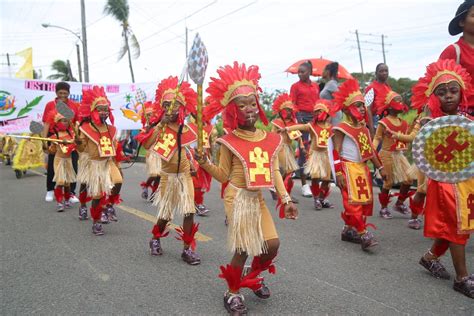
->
<box><xmin>468</xmin><ymin>193</ymin><xmax>474</xmax><ymax>222</ymax></box>
<box><xmin>355</xmin><ymin>176</ymin><xmax>369</xmax><ymax>199</ymax></box>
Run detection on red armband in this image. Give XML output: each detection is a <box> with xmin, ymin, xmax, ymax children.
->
<box><xmin>333</xmin><ymin>149</ymin><xmax>342</xmax><ymax>173</ymax></box>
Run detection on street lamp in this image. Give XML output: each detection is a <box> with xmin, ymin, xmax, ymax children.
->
<box><xmin>42</xmin><ymin>23</ymin><xmax>89</xmax><ymax>82</ymax></box>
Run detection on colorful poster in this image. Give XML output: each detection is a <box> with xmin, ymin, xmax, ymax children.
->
<box><xmin>0</xmin><ymin>78</ymin><xmax>157</xmax><ymax>133</ymax></box>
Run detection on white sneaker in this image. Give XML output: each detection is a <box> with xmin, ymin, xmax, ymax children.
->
<box><xmin>45</xmin><ymin>190</ymin><xmax>54</xmax><ymax>202</ymax></box>
<box><xmin>301</xmin><ymin>184</ymin><xmax>312</xmax><ymax>198</ymax></box>
<box><xmin>68</xmin><ymin>194</ymin><xmax>79</xmax><ymax>204</ymax></box>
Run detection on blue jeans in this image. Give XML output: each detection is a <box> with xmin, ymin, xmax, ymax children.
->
<box><xmin>296</xmin><ymin>111</ymin><xmax>314</xmax><ymax>177</ymax></box>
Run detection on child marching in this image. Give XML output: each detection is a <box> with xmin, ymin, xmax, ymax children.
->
<box><xmin>139</xmin><ymin>101</ymin><xmax>162</xmax><ymax>201</ymax></box>
<box><xmin>331</xmin><ymin>79</ymin><xmax>387</xmax><ymax>250</ymax></box>
<box><xmin>410</xmin><ymin>59</ymin><xmax>473</xmax><ymax>298</ymax></box>
<box><xmin>198</xmin><ymin>62</ymin><xmax>298</xmax><ymax>314</ymax></box>
<box><xmin>270</xmin><ymin>93</ymin><xmax>301</xmax><ymax>203</ymax></box>
<box><xmin>371</xmin><ymin>88</ymin><xmax>414</xmax><ymax>219</ymax></box>
<box><xmin>284</xmin><ymin>99</ymin><xmax>335</xmax><ymax>210</ymax></box>
<box><xmin>47</xmin><ymin>112</ymin><xmax>77</xmax><ymax>212</ymax></box>
<box><xmin>138</xmin><ymin>76</ymin><xmax>201</xmax><ymax>265</ymax></box>
<box><xmin>76</xmin><ymin>86</ymin><xmax>123</xmax><ymax>236</ymax></box>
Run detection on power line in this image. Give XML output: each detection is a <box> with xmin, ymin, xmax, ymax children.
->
<box><xmin>190</xmin><ymin>1</ymin><xmax>258</xmax><ymax>31</ymax></box>
<box><xmin>88</xmin><ymin>1</ymin><xmax>217</xmax><ymax>67</ymax></box>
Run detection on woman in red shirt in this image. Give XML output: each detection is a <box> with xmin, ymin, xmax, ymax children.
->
<box><xmin>289</xmin><ymin>60</ymin><xmax>320</xmax><ymax>197</ymax></box>
<box><xmin>439</xmin><ymin>0</ymin><xmax>474</xmax><ymax>115</ymax></box>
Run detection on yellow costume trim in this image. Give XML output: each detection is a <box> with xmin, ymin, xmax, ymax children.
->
<box><xmin>343</xmin><ymin>91</ymin><xmax>364</xmax><ymax>107</ymax></box>
<box><xmin>222</xmin><ymin>79</ymin><xmax>256</xmax><ymax>106</ymax></box>
<box><xmin>425</xmin><ymin>70</ymin><xmax>465</xmax><ymax>97</ymax></box>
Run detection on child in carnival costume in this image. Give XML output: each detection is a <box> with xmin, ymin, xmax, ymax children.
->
<box><xmin>47</xmin><ymin>111</ymin><xmax>77</xmax><ymax>212</ymax></box>
<box><xmin>76</xmin><ymin>103</ymin><xmax>93</xmax><ymax>220</ymax></box>
<box><xmin>187</xmin><ymin>100</ymin><xmax>217</xmax><ymax>216</ymax></box>
<box><xmin>139</xmin><ymin>101</ymin><xmax>162</xmax><ymax>201</ymax></box>
<box><xmin>371</xmin><ymin>88</ymin><xmax>414</xmax><ymax>220</ymax></box>
<box><xmin>331</xmin><ymin>79</ymin><xmax>387</xmax><ymax>251</ymax></box>
<box><xmin>198</xmin><ymin>62</ymin><xmax>298</xmax><ymax>315</ymax></box>
<box><xmin>138</xmin><ymin>76</ymin><xmax>201</xmax><ymax>265</ymax></box>
<box><xmin>284</xmin><ymin>99</ymin><xmax>336</xmax><ymax>210</ymax></box>
<box><xmin>407</xmin><ymin>59</ymin><xmax>473</xmax><ymax>298</ymax></box>
<box><xmin>385</xmin><ymin>107</ymin><xmax>434</xmax><ymax>230</ymax></box>
<box><xmin>270</xmin><ymin>93</ymin><xmax>301</xmax><ymax>204</ymax></box>
<box><xmin>76</xmin><ymin>86</ymin><xmax>123</xmax><ymax>236</ymax></box>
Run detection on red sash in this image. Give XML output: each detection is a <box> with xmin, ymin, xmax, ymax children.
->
<box><xmin>379</xmin><ymin>117</ymin><xmax>409</xmax><ymax>151</ymax></box>
<box><xmin>79</xmin><ymin>122</ymin><xmax>117</xmax><ymax>158</ymax></box>
<box><xmin>217</xmin><ymin>131</ymin><xmax>283</xmax><ymax>189</ymax></box>
<box><xmin>333</xmin><ymin>122</ymin><xmax>374</xmax><ymax>162</ymax></box>
<box><xmin>271</xmin><ymin>119</ymin><xmax>302</xmax><ymax>140</ymax></box>
<box><xmin>187</xmin><ymin>122</ymin><xmax>213</xmax><ymax>148</ymax></box>
<box><xmin>308</xmin><ymin>123</ymin><xmax>332</xmax><ymax>148</ymax></box>
<box><xmin>151</xmin><ymin>125</ymin><xmax>196</xmax><ymax>162</ymax></box>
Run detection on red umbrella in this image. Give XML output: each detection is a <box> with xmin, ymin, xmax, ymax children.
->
<box><xmin>285</xmin><ymin>58</ymin><xmax>354</xmax><ymax>80</ymax></box>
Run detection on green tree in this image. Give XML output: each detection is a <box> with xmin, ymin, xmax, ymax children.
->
<box><xmin>46</xmin><ymin>60</ymin><xmax>75</xmax><ymax>81</ymax></box>
<box><xmin>104</xmin><ymin>0</ymin><xmax>140</xmax><ymax>83</ymax></box>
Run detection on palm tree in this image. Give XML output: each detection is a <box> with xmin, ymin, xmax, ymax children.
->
<box><xmin>104</xmin><ymin>0</ymin><xmax>140</xmax><ymax>83</ymax></box>
<box><xmin>47</xmin><ymin>60</ymin><xmax>76</xmax><ymax>81</ymax></box>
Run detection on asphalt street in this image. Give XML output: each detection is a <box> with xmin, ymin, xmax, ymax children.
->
<box><xmin>1</xmin><ymin>162</ymin><xmax>473</xmax><ymax>315</ymax></box>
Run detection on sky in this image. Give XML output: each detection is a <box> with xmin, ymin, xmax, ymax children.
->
<box><xmin>0</xmin><ymin>0</ymin><xmax>460</xmax><ymax>92</ymax></box>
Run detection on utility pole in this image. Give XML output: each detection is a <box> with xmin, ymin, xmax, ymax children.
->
<box><xmin>66</xmin><ymin>59</ymin><xmax>74</xmax><ymax>81</ymax></box>
<box><xmin>355</xmin><ymin>30</ymin><xmax>364</xmax><ymax>87</ymax></box>
<box><xmin>185</xmin><ymin>26</ymin><xmax>189</xmax><ymax>81</ymax></box>
<box><xmin>6</xmin><ymin>53</ymin><xmax>10</xmax><ymax>66</ymax></box>
<box><xmin>80</xmin><ymin>0</ymin><xmax>89</xmax><ymax>82</ymax></box>
<box><xmin>76</xmin><ymin>44</ymin><xmax>83</xmax><ymax>82</ymax></box>
<box><xmin>381</xmin><ymin>34</ymin><xmax>386</xmax><ymax>64</ymax></box>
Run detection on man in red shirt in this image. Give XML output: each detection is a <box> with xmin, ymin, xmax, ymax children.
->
<box><xmin>364</xmin><ymin>63</ymin><xmax>391</xmax><ymax>136</ymax></box>
<box><xmin>42</xmin><ymin>82</ymin><xmax>80</xmax><ymax>203</ymax></box>
<box><xmin>440</xmin><ymin>0</ymin><xmax>474</xmax><ymax>115</ymax></box>
<box><xmin>290</xmin><ymin>60</ymin><xmax>320</xmax><ymax>197</ymax></box>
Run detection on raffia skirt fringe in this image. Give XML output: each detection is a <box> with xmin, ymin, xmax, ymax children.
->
<box><xmin>76</xmin><ymin>152</ymin><xmax>91</xmax><ymax>184</ymax></box>
<box><xmin>391</xmin><ymin>151</ymin><xmax>415</xmax><ymax>184</ymax></box>
<box><xmin>227</xmin><ymin>184</ymin><xmax>267</xmax><ymax>257</ymax></box>
<box><xmin>53</xmin><ymin>156</ymin><xmax>76</xmax><ymax>185</ymax></box>
<box><xmin>304</xmin><ymin>149</ymin><xmax>331</xmax><ymax>180</ymax></box>
<box><xmin>281</xmin><ymin>144</ymin><xmax>298</xmax><ymax>174</ymax></box>
<box><xmin>146</xmin><ymin>151</ymin><xmax>162</xmax><ymax>177</ymax></box>
<box><xmin>84</xmin><ymin>159</ymin><xmax>114</xmax><ymax>197</ymax></box>
<box><xmin>153</xmin><ymin>172</ymin><xmax>194</xmax><ymax>221</ymax></box>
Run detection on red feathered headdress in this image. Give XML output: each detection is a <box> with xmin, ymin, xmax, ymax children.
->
<box><xmin>374</xmin><ymin>89</ymin><xmax>408</xmax><ymax>116</ymax></box>
<box><xmin>411</xmin><ymin>59</ymin><xmax>472</xmax><ymax>118</ymax></box>
<box><xmin>77</xmin><ymin>104</ymin><xmax>90</xmax><ymax>122</ymax></box>
<box><xmin>313</xmin><ymin>99</ymin><xmax>336</xmax><ymax>121</ymax></box>
<box><xmin>155</xmin><ymin>76</ymin><xmax>197</xmax><ymax>125</ymax></box>
<box><xmin>205</xmin><ymin>61</ymin><xmax>268</xmax><ymax>130</ymax></box>
<box><xmin>81</xmin><ymin>86</ymin><xmax>114</xmax><ymax>125</ymax></box>
<box><xmin>140</xmin><ymin>101</ymin><xmax>161</xmax><ymax>127</ymax></box>
<box><xmin>333</xmin><ymin>79</ymin><xmax>365</xmax><ymax>121</ymax></box>
<box><xmin>272</xmin><ymin>93</ymin><xmax>295</xmax><ymax>122</ymax></box>
<box><xmin>272</xmin><ymin>93</ymin><xmax>294</xmax><ymax>114</ymax></box>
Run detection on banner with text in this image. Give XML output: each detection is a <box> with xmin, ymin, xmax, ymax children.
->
<box><xmin>0</xmin><ymin>77</ymin><xmax>158</xmax><ymax>133</ymax></box>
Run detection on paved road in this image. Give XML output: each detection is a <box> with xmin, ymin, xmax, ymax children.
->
<box><xmin>1</xmin><ymin>162</ymin><xmax>472</xmax><ymax>315</ymax></box>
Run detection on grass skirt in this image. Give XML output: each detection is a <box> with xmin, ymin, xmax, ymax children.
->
<box><xmin>84</xmin><ymin>159</ymin><xmax>114</xmax><ymax>197</ymax></box>
<box><xmin>76</xmin><ymin>152</ymin><xmax>91</xmax><ymax>184</ymax></box>
<box><xmin>146</xmin><ymin>151</ymin><xmax>162</xmax><ymax>177</ymax></box>
<box><xmin>304</xmin><ymin>149</ymin><xmax>331</xmax><ymax>180</ymax></box>
<box><xmin>53</xmin><ymin>156</ymin><xmax>76</xmax><ymax>185</ymax></box>
<box><xmin>153</xmin><ymin>172</ymin><xmax>194</xmax><ymax>221</ymax></box>
<box><xmin>226</xmin><ymin>184</ymin><xmax>267</xmax><ymax>257</ymax></box>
